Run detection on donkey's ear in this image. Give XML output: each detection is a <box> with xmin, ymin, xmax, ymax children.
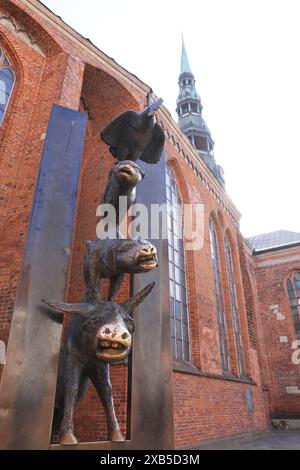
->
<box><xmin>120</xmin><ymin>282</ymin><xmax>156</xmax><ymax>316</ymax></box>
<box><xmin>41</xmin><ymin>299</ymin><xmax>94</xmax><ymax>317</ymax></box>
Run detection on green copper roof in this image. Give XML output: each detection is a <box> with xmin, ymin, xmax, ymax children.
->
<box><xmin>180</xmin><ymin>37</ymin><xmax>193</xmax><ymax>75</ymax></box>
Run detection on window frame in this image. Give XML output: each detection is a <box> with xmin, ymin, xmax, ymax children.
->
<box><xmin>209</xmin><ymin>218</ymin><xmax>229</xmax><ymax>371</ymax></box>
<box><xmin>224</xmin><ymin>235</ymin><xmax>245</xmax><ymax>376</ymax></box>
<box><xmin>0</xmin><ymin>47</ymin><xmax>16</xmax><ymax>127</ymax></box>
<box><xmin>166</xmin><ymin>164</ymin><xmax>191</xmax><ymax>362</ymax></box>
<box><xmin>287</xmin><ymin>271</ymin><xmax>300</xmax><ymax>339</ymax></box>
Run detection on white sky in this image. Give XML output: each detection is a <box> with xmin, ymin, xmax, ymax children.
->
<box><xmin>42</xmin><ymin>0</ymin><xmax>300</xmax><ymax>237</ymax></box>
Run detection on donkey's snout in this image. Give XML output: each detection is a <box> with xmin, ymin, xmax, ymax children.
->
<box><xmin>97</xmin><ymin>323</ymin><xmax>132</xmax><ymax>348</ymax></box>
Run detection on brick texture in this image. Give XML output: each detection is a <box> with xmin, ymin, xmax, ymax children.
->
<box><xmin>253</xmin><ymin>246</ymin><xmax>300</xmax><ymax>417</ymax></box>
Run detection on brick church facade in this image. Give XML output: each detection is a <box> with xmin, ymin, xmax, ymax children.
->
<box><xmin>0</xmin><ymin>0</ymin><xmax>300</xmax><ymax>449</ymax></box>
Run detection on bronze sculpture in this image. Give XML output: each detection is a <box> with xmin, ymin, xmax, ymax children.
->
<box><xmin>101</xmin><ymin>160</ymin><xmax>145</xmax><ymax>224</ymax></box>
<box><xmin>101</xmin><ymin>98</ymin><xmax>165</xmax><ymax>164</ymax></box>
<box><xmin>44</xmin><ymin>99</ymin><xmax>165</xmax><ymax>446</ymax></box>
<box><xmin>84</xmin><ymin>238</ymin><xmax>158</xmax><ymax>303</ymax></box>
<box><xmin>42</xmin><ymin>282</ymin><xmax>155</xmax><ymax>445</ymax></box>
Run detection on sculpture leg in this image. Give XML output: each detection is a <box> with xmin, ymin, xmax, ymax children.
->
<box><xmin>83</xmin><ymin>251</ymin><xmax>102</xmax><ymax>302</ymax></box>
<box><xmin>59</xmin><ymin>355</ymin><xmax>82</xmax><ymax>445</ymax></box>
<box><xmin>76</xmin><ymin>373</ymin><xmax>90</xmax><ymax>406</ymax></box>
<box><xmin>89</xmin><ymin>363</ymin><xmax>124</xmax><ymax>442</ymax></box>
<box><xmin>108</xmin><ymin>274</ymin><xmax>125</xmax><ymax>301</ymax></box>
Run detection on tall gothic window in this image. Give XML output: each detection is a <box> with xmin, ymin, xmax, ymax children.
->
<box><xmin>287</xmin><ymin>272</ymin><xmax>300</xmax><ymax>338</ymax></box>
<box><xmin>0</xmin><ymin>48</ymin><xmax>15</xmax><ymax>126</ymax></box>
<box><xmin>209</xmin><ymin>219</ymin><xmax>229</xmax><ymax>371</ymax></box>
<box><xmin>166</xmin><ymin>165</ymin><xmax>190</xmax><ymax>362</ymax></box>
<box><xmin>224</xmin><ymin>236</ymin><xmax>245</xmax><ymax>375</ymax></box>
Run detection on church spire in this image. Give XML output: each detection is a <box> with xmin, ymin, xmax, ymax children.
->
<box><xmin>180</xmin><ymin>36</ymin><xmax>192</xmax><ymax>75</ymax></box>
<box><xmin>176</xmin><ymin>38</ymin><xmax>225</xmax><ymax>188</ymax></box>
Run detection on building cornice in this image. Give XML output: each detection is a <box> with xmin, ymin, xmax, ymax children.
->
<box><xmin>254</xmin><ymin>254</ymin><xmax>300</xmax><ymax>268</ymax></box>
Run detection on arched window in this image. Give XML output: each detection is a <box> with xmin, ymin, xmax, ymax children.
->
<box><xmin>166</xmin><ymin>165</ymin><xmax>190</xmax><ymax>361</ymax></box>
<box><xmin>238</xmin><ymin>237</ymin><xmax>257</xmax><ymax>348</ymax></box>
<box><xmin>0</xmin><ymin>48</ymin><xmax>15</xmax><ymax>126</ymax></box>
<box><xmin>287</xmin><ymin>272</ymin><xmax>300</xmax><ymax>338</ymax></box>
<box><xmin>209</xmin><ymin>219</ymin><xmax>229</xmax><ymax>371</ymax></box>
<box><xmin>225</xmin><ymin>236</ymin><xmax>245</xmax><ymax>375</ymax></box>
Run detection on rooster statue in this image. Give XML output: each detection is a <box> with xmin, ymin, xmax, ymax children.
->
<box><xmin>101</xmin><ymin>98</ymin><xmax>165</xmax><ymax>164</ymax></box>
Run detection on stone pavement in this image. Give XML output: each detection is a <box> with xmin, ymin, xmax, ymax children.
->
<box><xmin>229</xmin><ymin>430</ymin><xmax>300</xmax><ymax>450</ymax></box>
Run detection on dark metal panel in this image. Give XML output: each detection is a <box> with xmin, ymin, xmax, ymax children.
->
<box><xmin>0</xmin><ymin>104</ymin><xmax>87</xmax><ymax>450</ymax></box>
<box><xmin>131</xmin><ymin>153</ymin><xmax>174</xmax><ymax>449</ymax></box>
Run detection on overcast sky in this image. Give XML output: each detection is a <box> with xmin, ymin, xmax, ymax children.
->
<box><xmin>42</xmin><ymin>0</ymin><xmax>300</xmax><ymax>237</ymax></box>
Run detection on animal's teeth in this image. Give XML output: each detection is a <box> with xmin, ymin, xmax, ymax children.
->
<box><xmin>139</xmin><ymin>255</ymin><xmax>155</xmax><ymax>263</ymax></box>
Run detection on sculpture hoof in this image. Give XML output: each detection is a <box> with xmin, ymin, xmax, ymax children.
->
<box><xmin>109</xmin><ymin>428</ymin><xmax>125</xmax><ymax>442</ymax></box>
<box><xmin>59</xmin><ymin>430</ymin><xmax>78</xmax><ymax>446</ymax></box>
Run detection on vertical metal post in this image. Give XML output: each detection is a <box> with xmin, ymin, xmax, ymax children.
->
<box><xmin>131</xmin><ymin>153</ymin><xmax>174</xmax><ymax>449</ymax></box>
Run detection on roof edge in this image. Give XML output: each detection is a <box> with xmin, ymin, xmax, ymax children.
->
<box><xmin>252</xmin><ymin>241</ymin><xmax>300</xmax><ymax>255</ymax></box>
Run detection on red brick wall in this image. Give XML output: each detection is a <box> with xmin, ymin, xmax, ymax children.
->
<box><xmin>253</xmin><ymin>246</ymin><xmax>300</xmax><ymax>417</ymax></box>
<box><xmin>173</xmin><ymin>372</ymin><xmax>267</xmax><ymax>447</ymax></box>
<box><xmin>0</xmin><ymin>18</ymin><xmax>66</xmax><ymax>366</ymax></box>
